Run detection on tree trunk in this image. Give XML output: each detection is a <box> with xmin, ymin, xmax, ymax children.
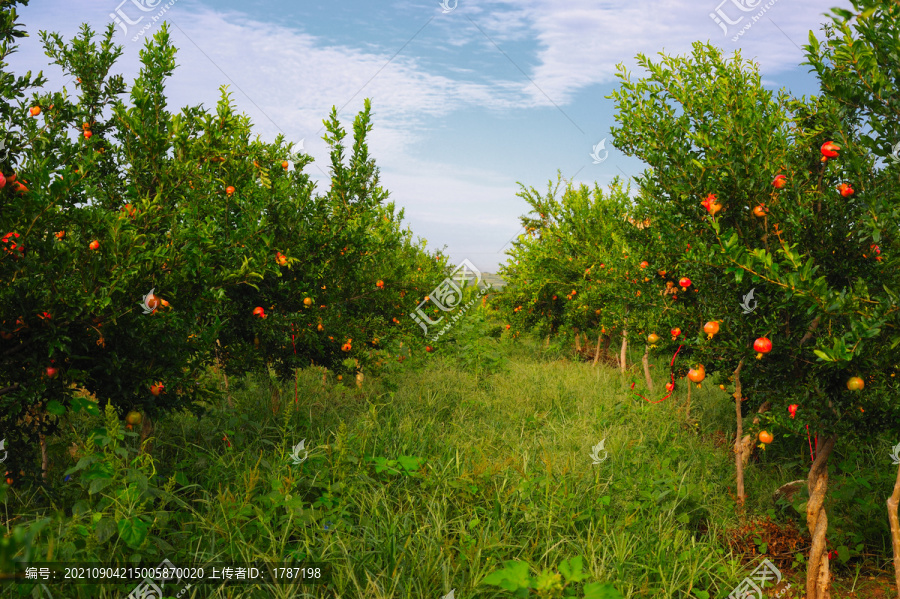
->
<box><xmin>733</xmin><ymin>359</ymin><xmax>746</xmax><ymax>505</ymax></box>
<box><xmin>574</xmin><ymin>328</ymin><xmax>581</xmax><ymax>352</ymax></box>
<box><xmin>40</xmin><ymin>434</ymin><xmax>48</xmax><ymax>481</ymax></box>
<box><xmin>642</xmin><ymin>346</ymin><xmax>653</xmax><ymax>392</ymax></box>
<box><xmin>545</xmin><ymin>334</ymin><xmax>550</xmax><ymax>348</ymax></box>
<box><xmin>593</xmin><ymin>334</ymin><xmax>602</xmax><ymax>366</ymax></box>
<box><xmin>887</xmin><ymin>460</ymin><xmax>900</xmax><ymax>598</ymax></box>
<box><xmin>619</xmin><ymin>332</ymin><xmax>627</xmax><ymax>373</ymax></box>
<box><xmin>686</xmin><ymin>379</ymin><xmax>692</xmax><ymax>417</ymax></box>
<box><xmin>138</xmin><ymin>413</ymin><xmax>153</xmax><ymax>456</ymax></box>
<box><xmin>740</xmin><ymin>401</ymin><xmax>772</xmax><ymax>466</ymax></box>
<box><xmin>806</xmin><ymin>434</ymin><xmax>837</xmax><ymax>599</ymax></box>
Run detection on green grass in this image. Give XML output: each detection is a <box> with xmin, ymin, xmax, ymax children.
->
<box><xmin>2</xmin><ymin>312</ymin><xmax>897</xmax><ymax>598</ymax></box>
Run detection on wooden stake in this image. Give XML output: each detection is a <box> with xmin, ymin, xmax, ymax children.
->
<box><xmin>733</xmin><ymin>359</ymin><xmax>745</xmax><ymax>505</ymax></box>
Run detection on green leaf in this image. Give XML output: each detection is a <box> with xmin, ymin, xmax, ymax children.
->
<box><xmin>558</xmin><ymin>556</ymin><xmax>586</xmax><ymax>582</ymax></box>
<box><xmin>583</xmin><ymin>582</ymin><xmax>625</xmax><ymax>599</ymax></box>
<box><xmin>88</xmin><ymin>476</ymin><xmax>113</xmax><ymax>495</ymax></box>
<box><xmin>46</xmin><ymin>400</ymin><xmax>66</xmax><ymax>416</ymax></box>
<box><xmin>117</xmin><ymin>516</ymin><xmax>149</xmax><ymax>549</ymax></box>
<box><xmin>481</xmin><ymin>560</ymin><xmax>533</xmax><ymax>591</ymax></box>
<box><xmin>813</xmin><ymin>350</ymin><xmax>833</xmax><ymax>362</ymax></box>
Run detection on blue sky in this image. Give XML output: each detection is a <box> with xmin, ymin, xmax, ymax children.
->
<box><xmin>8</xmin><ymin>0</ymin><xmax>853</xmax><ymax>273</ymax></box>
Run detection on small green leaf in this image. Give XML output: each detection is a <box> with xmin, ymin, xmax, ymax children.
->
<box><xmin>46</xmin><ymin>400</ymin><xmax>66</xmax><ymax>416</ymax></box>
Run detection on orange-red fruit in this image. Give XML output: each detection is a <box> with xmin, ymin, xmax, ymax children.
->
<box><xmin>640</xmin><ymin>261</ymin><xmax>649</xmax><ymax>268</ymax></box>
<box><xmin>665</xmin><ymin>382</ymin><xmax>674</xmax><ymax>392</ymax></box>
<box><xmin>647</xmin><ymin>333</ymin><xmax>660</xmax><ymax>344</ymax></box>
<box><xmin>46</xmin><ymin>367</ymin><xmax>58</xmax><ymax>379</ymax></box>
<box><xmin>29</xmin><ymin>106</ymin><xmax>40</xmax><ymax>116</ymax></box>
<box><xmin>772</xmin><ymin>174</ymin><xmax>786</xmax><ymax>188</ymax></box>
<box><xmin>753</xmin><ymin>337</ymin><xmax>772</xmax><ymax>357</ymax></box>
<box><xmin>150</xmin><ymin>382</ymin><xmax>164</xmax><ymax>396</ymax></box>
<box><xmin>282</xmin><ymin>161</ymin><xmax>289</xmax><ymax>169</ymax></box>
<box><xmin>89</xmin><ymin>240</ymin><xmax>99</xmax><ymax>250</ymax></box>
<box><xmin>678</xmin><ymin>277</ymin><xmax>691</xmax><ymax>289</ymax></box>
<box><xmin>847</xmin><ymin>376</ymin><xmax>864</xmax><ymax>391</ymax></box>
<box><xmin>753</xmin><ymin>205</ymin><xmax>767</xmax><ymax>217</ymax></box>
<box><xmin>703</xmin><ymin>321</ymin><xmax>719</xmax><ymax>337</ymax></box>
<box><xmin>821</xmin><ymin>141</ymin><xmax>840</xmax><ymax>158</ymax></box>
<box><xmin>758</xmin><ymin>430</ymin><xmax>773</xmax><ymax>444</ymax></box>
<box><xmin>252</xmin><ymin>306</ymin><xmax>266</xmax><ymax>318</ymax></box>
<box><xmin>84</xmin><ymin>130</ymin><xmax>92</xmax><ymax>139</ymax></box>
<box><xmin>670</xmin><ymin>327</ymin><xmax>681</xmax><ymax>338</ymax></box>
<box><xmin>687</xmin><ymin>366</ymin><xmax>706</xmax><ymax>383</ymax></box>
<box><xmin>226</xmin><ymin>186</ymin><xmax>235</xmax><ymax>195</ymax></box>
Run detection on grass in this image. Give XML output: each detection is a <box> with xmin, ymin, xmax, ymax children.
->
<box><xmin>1</xmin><ymin>309</ymin><xmax>898</xmax><ymax>598</ymax></box>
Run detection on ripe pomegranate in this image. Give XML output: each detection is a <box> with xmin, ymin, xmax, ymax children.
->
<box><xmin>89</xmin><ymin>240</ymin><xmax>99</xmax><ymax>250</ymax></box>
<box><xmin>788</xmin><ymin>404</ymin><xmax>798</xmax><ymax>419</ymax></box>
<box><xmin>703</xmin><ymin>321</ymin><xmax>719</xmax><ymax>338</ymax></box>
<box><xmin>46</xmin><ymin>367</ymin><xmax>58</xmax><ymax>379</ymax></box>
<box><xmin>640</xmin><ymin>261</ymin><xmax>649</xmax><ymax>268</ymax></box>
<box><xmin>647</xmin><ymin>333</ymin><xmax>660</xmax><ymax>344</ymax></box>
<box><xmin>753</xmin><ymin>205</ymin><xmax>767</xmax><ymax>217</ymax></box>
<box><xmin>758</xmin><ymin>430</ymin><xmax>773</xmax><ymax>444</ymax></box>
<box><xmin>753</xmin><ymin>337</ymin><xmax>772</xmax><ymax>359</ymax></box>
<box><xmin>226</xmin><ymin>186</ymin><xmax>235</xmax><ymax>195</ymax></box>
<box><xmin>821</xmin><ymin>141</ymin><xmax>840</xmax><ymax>159</ymax></box>
<box><xmin>304</xmin><ymin>297</ymin><xmax>313</xmax><ymax>307</ymax></box>
<box><xmin>772</xmin><ymin>174</ymin><xmax>786</xmax><ymax>188</ymax></box>
<box><xmin>678</xmin><ymin>277</ymin><xmax>691</xmax><ymax>289</ymax></box>
<box><xmin>837</xmin><ymin>182</ymin><xmax>854</xmax><ymax>197</ymax></box>
<box><xmin>846</xmin><ymin>376</ymin><xmax>864</xmax><ymax>391</ymax></box>
<box><xmin>665</xmin><ymin>382</ymin><xmax>675</xmax><ymax>392</ymax></box>
<box><xmin>670</xmin><ymin>327</ymin><xmax>681</xmax><ymax>338</ymax></box>
<box><xmin>687</xmin><ymin>366</ymin><xmax>706</xmax><ymax>383</ymax></box>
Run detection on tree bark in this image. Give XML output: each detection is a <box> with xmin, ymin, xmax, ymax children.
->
<box><xmin>592</xmin><ymin>334</ymin><xmax>602</xmax><ymax>366</ymax></box>
<box><xmin>642</xmin><ymin>346</ymin><xmax>653</xmax><ymax>392</ymax></box>
<box><xmin>807</xmin><ymin>434</ymin><xmax>837</xmax><ymax>599</ymax></box>
<box><xmin>740</xmin><ymin>401</ymin><xmax>772</xmax><ymax>466</ymax></box>
<box><xmin>40</xmin><ymin>434</ymin><xmax>48</xmax><ymax>481</ymax></box>
<box><xmin>619</xmin><ymin>332</ymin><xmax>627</xmax><ymax>373</ymax></box>
<box><xmin>138</xmin><ymin>413</ymin><xmax>153</xmax><ymax>456</ymax></box>
<box><xmin>574</xmin><ymin>328</ymin><xmax>581</xmax><ymax>352</ymax></box>
<box><xmin>733</xmin><ymin>359</ymin><xmax>745</xmax><ymax>505</ymax></box>
<box><xmin>0</xmin><ymin>384</ymin><xmax>20</xmax><ymax>397</ymax></box>
<box><xmin>888</xmin><ymin>460</ymin><xmax>900</xmax><ymax>598</ymax></box>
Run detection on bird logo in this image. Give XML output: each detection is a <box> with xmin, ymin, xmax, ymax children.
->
<box><xmin>139</xmin><ymin>288</ymin><xmax>158</xmax><ymax>314</ymax></box>
<box><xmin>0</xmin><ymin>439</ymin><xmax>6</xmax><ymax>463</ymax></box>
<box><xmin>290</xmin><ymin>439</ymin><xmax>309</xmax><ymax>465</ymax></box>
<box><xmin>590</xmin><ymin>138</ymin><xmax>609</xmax><ymax>164</ymax></box>
<box><xmin>440</xmin><ymin>590</ymin><xmax>456</xmax><ymax>599</ymax></box>
<box><xmin>740</xmin><ymin>288</ymin><xmax>757</xmax><ymax>314</ymax></box>
<box><xmin>440</xmin><ymin>0</ymin><xmax>457</xmax><ymax>13</ymax></box>
<box><xmin>890</xmin><ymin>441</ymin><xmax>900</xmax><ymax>465</ymax></box>
<box><xmin>589</xmin><ymin>438</ymin><xmax>608</xmax><ymax>464</ymax></box>
<box><xmin>889</xmin><ymin>141</ymin><xmax>900</xmax><ymax>165</ymax></box>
